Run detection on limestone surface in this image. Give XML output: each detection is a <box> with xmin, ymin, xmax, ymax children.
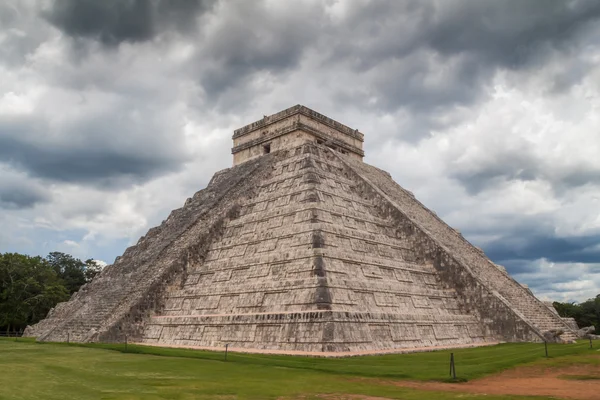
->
<box><xmin>27</xmin><ymin>105</ymin><xmax>577</xmax><ymax>354</ymax></box>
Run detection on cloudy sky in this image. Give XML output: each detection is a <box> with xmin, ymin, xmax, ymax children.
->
<box><xmin>1</xmin><ymin>0</ymin><xmax>599</xmax><ymax>302</ymax></box>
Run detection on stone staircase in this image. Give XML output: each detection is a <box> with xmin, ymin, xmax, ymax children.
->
<box><xmin>36</xmin><ymin>279</ymin><xmax>128</xmax><ymax>342</ymax></box>
<box><xmin>31</xmin><ymin>154</ymin><xmax>279</xmax><ymax>343</ymax></box>
<box><xmin>336</xmin><ymin>151</ymin><xmax>577</xmax><ymax>343</ymax></box>
<box><xmin>494</xmin><ymin>280</ymin><xmax>578</xmax><ymax>341</ymax></box>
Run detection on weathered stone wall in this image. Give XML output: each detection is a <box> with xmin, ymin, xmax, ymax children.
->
<box><xmin>298</xmin><ymin>114</ymin><xmax>363</xmax><ymax>151</ymax></box>
<box><xmin>334</xmin><ymin>150</ymin><xmax>577</xmax><ymax>342</ymax></box>
<box><xmin>140</xmin><ymin>144</ymin><xmax>497</xmax><ymax>352</ymax></box>
<box><xmin>562</xmin><ymin>317</ymin><xmax>579</xmax><ymax>331</ymax></box>
<box><xmin>233</xmin><ymin>128</ymin><xmax>315</xmax><ymax>166</ymax></box>
<box><xmin>233</xmin><ymin>105</ymin><xmax>364</xmax><ymax>142</ymax></box>
<box><xmin>29</xmin><ymin>153</ymin><xmax>281</xmax><ymax>343</ymax></box>
<box><xmin>232</xmin><ymin>105</ymin><xmax>364</xmax><ymax>165</ymax></box>
<box><xmin>29</xmin><ymin>139</ymin><xmax>575</xmax><ymax>353</ymax></box>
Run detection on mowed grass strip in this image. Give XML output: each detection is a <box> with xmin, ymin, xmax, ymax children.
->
<box><xmin>39</xmin><ymin>338</ymin><xmax>597</xmax><ymax>380</ymax></box>
<box><xmin>1</xmin><ymin>338</ymin><xmax>597</xmax><ymax>400</ymax></box>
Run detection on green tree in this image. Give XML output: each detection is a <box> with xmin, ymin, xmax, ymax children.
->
<box><xmin>84</xmin><ymin>259</ymin><xmax>103</xmax><ymax>282</ymax></box>
<box><xmin>46</xmin><ymin>252</ymin><xmax>88</xmax><ymax>295</ymax></box>
<box><xmin>553</xmin><ymin>294</ymin><xmax>600</xmax><ymax>332</ymax></box>
<box><xmin>0</xmin><ymin>253</ymin><xmax>69</xmax><ymax>332</ymax></box>
<box><xmin>0</xmin><ymin>252</ymin><xmax>103</xmax><ymax>332</ymax></box>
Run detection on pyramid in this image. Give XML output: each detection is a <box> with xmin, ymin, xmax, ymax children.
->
<box><xmin>27</xmin><ymin>105</ymin><xmax>577</xmax><ymax>354</ymax></box>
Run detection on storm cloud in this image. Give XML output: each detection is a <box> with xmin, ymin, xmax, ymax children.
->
<box><xmin>0</xmin><ymin>107</ymin><xmax>191</xmax><ymax>187</ymax></box>
<box><xmin>39</xmin><ymin>0</ymin><xmax>600</xmax><ymax>113</ymax></box>
<box><xmin>44</xmin><ymin>0</ymin><xmax>217</xmax><ymax>45</ymax></box>
<box><xmin>0</xmin><ymin>170</ymin><xmax>50</xmax><ymax>209</ymax></box>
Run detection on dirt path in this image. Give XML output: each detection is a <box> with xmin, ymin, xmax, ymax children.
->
<box><xmin>283</xmin><ymin>362</ymin><xmax>600</xmax><ymax>400</ymax></box>
<box><xmin>375</xmin><ymin>363</ymin><xmax>600</xmax><ymax>400</ymax></box>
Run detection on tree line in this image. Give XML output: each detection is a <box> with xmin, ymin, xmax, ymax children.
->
<box><xmin>553</xmin><ymin>295</ymin><xmax>600</xmax><ymax>332</ymax></box>
<box><xmin>0</xmin><ymin>252</ymin><xmax>102</xmax><ymax>333</ymax></box>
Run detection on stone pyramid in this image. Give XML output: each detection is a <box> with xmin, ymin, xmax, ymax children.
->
<box><xmin>27</xmin><ymin>105</ymin><xmax>577</xmax><ymax>355</ymax></box>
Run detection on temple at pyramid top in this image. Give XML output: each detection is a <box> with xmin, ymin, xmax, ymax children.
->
<box><xmin>232</xmin><ymin>104</ymin><xmax>364</xmax><ymax>165</ymax></box>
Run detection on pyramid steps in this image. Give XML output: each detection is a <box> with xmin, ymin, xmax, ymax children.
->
<box><xmin>30</xmin><ymin>154</ymin><xmax>279</xmax><ymax>342</ymax></box>
<box><xmin>28</xmin><ymin>105</ymin><xmax>574</xmax><ymax>353</ymax></box>
<box><xmin>138</xmin><ymin>145</ymin><xmax>494</xmax><ymax>351</ymax></box>
<box><xmin>335</xmin><ymin>149</ymin><xmax>577</xmax><ymax>343</ymax></box>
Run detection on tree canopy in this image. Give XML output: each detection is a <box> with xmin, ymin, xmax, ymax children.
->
<box><xmin>0</xmin><ymin>252</ymin><xmax>103</xmax><ymax>332</ymax></box>
<box><xmin>553</xmin><ymin>295</ymin><xmax>600</xmax><ymax>332</ymax></box>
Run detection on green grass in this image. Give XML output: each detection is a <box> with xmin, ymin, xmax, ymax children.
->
<box><xmin>44</xmin><ymin>338</ymin><xmax>599</xmax><ymax>380</ymax></box>
<box><xmin>0</xmin><ymin>338</ymin><xmax>597</xmax><ymax>400</ymax></box>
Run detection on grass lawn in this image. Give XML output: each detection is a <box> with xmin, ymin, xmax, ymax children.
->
<box><xmin>0</xmin><ymin>338</ymin><xmax>598</xmax><ymax>400</ymax></box>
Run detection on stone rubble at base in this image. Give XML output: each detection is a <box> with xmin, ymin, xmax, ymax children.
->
<box><xmin>24</xmin><ymin>105</ymin><xmax>579</xmax><ymax>353</ymax></box>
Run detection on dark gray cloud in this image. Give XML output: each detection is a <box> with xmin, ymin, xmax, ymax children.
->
<box><xmin>193</xmin><ymin>1</ymin><xmax>326</xmax><ymax>103</ymax></box>
<box><xmin>44</xmin><ymin>0</ymin><xmax>216</xmax><ymax>46</ymax></box>
<box><xmin>0</xmin><ymin>107</ymin><xmax>191</xmax><ymax>188</ymax></box>
<box><xmin>502</xmin><ymin>258</ymin><xmax>598</xmax><ymax>300</ymax></box>
<box><xmin>42</xmin><ymin>0</ymin><xmax>325</xmax><ymax>110</ymax></box>
<box><xmin>328</xmin><ymin>0</ymin><xmax>600</xmax><ymax>113</ymax></box>
<box><xmin>451</xmin><ymin>154</ymin><xmax>538</xmax><ymax>195</ymax></box>
<box><xmin>0</xmin><ymin>135</ymin><xmax>183</xmax><ymax>187</ymax></box>
<box><xmin>333</xmin><ymin>0</ymin><xmax>600</xmax><ymax>71</ymax></box>
<box><xmin>0</xmin><ymin>188</ymin><xmax>48</xmax><ymax>209</ymax></box>
<box><xmin>417</xmin><ymin>1</ymin><xmax>599</xmax><ymax>68</ymax></box>
<box><xmin>450</xmin><ymin>149</ymin><xmax>600</xmax><ymax>195</ymax></box>
<box><xmin>0</xmin><ymin>171</ymin><xmax>51</xmax><ymax>209</ymax></box>
<box><xmin>41</xmin><ymin>0</ymin><xmax>600</xmax><ymax>114</ymax></box>
<box><xmin>448</xmin><ymin>144</ymin><xmax>542</xmax><ymax>195</ymax></box>
<box><xmin>460</xmin><ymin>211</ymin><xmax>600</xmax><ymax>270</ymax></box>
<box><xmin>486</xmin><ymin>232</ymin><xmax>600</xmax><ymax>267</ymax></box>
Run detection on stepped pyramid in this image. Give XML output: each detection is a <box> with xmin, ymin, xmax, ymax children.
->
<box><xmin>27</xmin><ymin>105</ymin><xmax>577</xmax><ymax>354</ymax></box>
